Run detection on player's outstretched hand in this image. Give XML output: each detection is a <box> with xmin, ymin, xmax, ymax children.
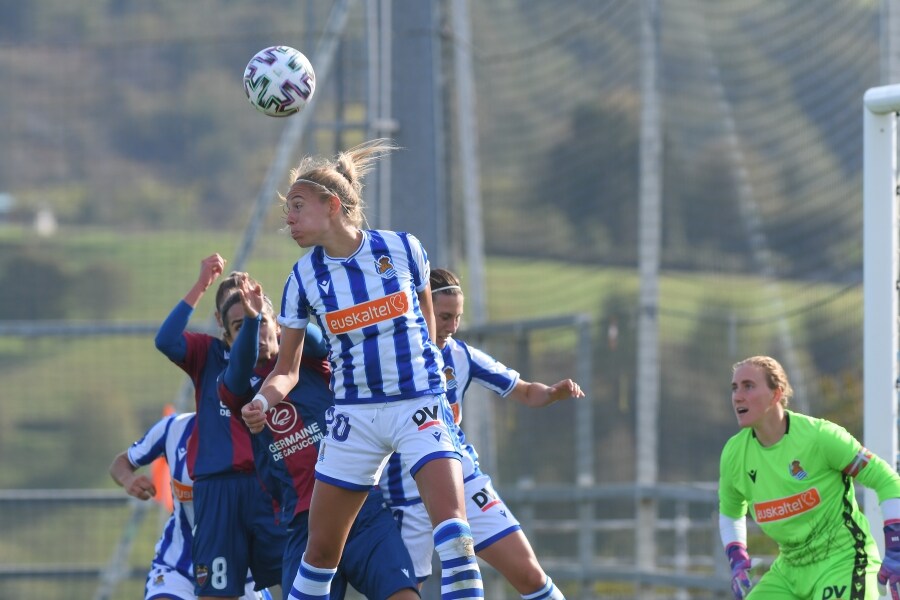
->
<box><xmin>879</xmin><ymin>522</ymin><xmax>900</xmax><ymax>599</ymax></box>
<box><xmin>124</xmin><ymin>474</ymin><xmax>157</xmax><ymax>502</ymax></box>
<box><xmin>242</xmin><ymin>398</ymin><xmax>268</xmax><ymax>434</ymax></box>
<box><xmin>237</xmin><ymin>273</ymin><xmax>265</xmax><ymax>318</ymax></box>
<box><xmin>726</xmin><ymin>543</ymin><xmax>754</xmax><ymax>599</ymax></box>
<box><xmin>198</xmin><ymin>253</ymin><xmax>226</xmax><ymax>291</ymax></box>
<box><xmin>548</xmin><ymin>379</ymin><xmax>585</xmax><ymax>402</ymax></box>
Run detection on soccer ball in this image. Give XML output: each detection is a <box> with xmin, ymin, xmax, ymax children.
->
<box><xmin>243</xmin><ymin>46</ymin><xmax>316</xmax><ymax>117</ymax></box>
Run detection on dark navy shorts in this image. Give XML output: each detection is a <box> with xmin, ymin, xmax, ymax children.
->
<box><xmin>283</xmin><ymin>489</ymin><xmax>419</xmax><ymax>599</ymax></box>
<box><xmin>193</xmin><ymin>473</ymin><xmax>285</xmax><ymax>597</ymax></box>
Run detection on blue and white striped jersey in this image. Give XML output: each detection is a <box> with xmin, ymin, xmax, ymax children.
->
<box><xmin>278</xmin><ymin>229</ymin><xmax>445</xmax><ymax>404</ymax></box>
<box><xmin>380</xmin><ymin>337</ymin><xmax>519</xmax><ymax>506</ymax></box>
<box><xmin>128</xmin><ymin>412</ymin><xmax>196</xmax><ymax>579</ymax></box>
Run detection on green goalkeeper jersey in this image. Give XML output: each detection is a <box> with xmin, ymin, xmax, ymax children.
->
<box><xmin>719</xmin><ymin>410</ymin><xmax>900</xmax><ymax>567</ymax></box>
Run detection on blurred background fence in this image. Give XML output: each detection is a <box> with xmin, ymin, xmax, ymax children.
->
<box><xmin>0</xmin><ymin>0</ymin><xmax>896</xmax><ymax>598</ymax></box>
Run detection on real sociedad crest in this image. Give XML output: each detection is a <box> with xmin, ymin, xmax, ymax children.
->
<box><xmin>789</xmin><ymin>460</ymin><xmax>808</xmax><ymax>480</ymax></box>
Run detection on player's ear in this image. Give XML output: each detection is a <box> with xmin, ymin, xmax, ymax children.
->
<box><xmin>327</xmin><ymin>194</ymin><xmax>342</xmax><ymax>217</ymax></box>
<box><xmin>217</xmin><ymin>312</ymin><xmax>234</xmax><ymax>343</ymax></box>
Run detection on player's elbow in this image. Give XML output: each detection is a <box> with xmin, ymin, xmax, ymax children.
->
<box><xmin>109</xmin><ymin>453</ymin><xmax>130</xmax><ymax>484</ymax></box>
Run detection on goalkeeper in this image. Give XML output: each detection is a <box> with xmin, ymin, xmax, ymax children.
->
<box><xmin>719</xmin><ymin>355</ymin><xmax>900</xmax><ymax>600</ymax></box>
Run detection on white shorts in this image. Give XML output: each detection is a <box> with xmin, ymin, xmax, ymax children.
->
<box><xmin>316</xmin><ymin>394</ymin><xmax>461</xmax><ymax>489</ymax></box>
<box><xmin>391</xmin><ymin>500</ymin><xmax>436</xmax><ymax>580</ymax></box>
<box><xmin>145</xmin><ymin>566</ymin><xmax>195</xmax><ymax>600</ymax></box>
<box><xmin>144</xmin><ymin>565</ymin><xmax>268</xmax><ymax>600</ymax></box>
<box><xmin>463</xmin><ymin>473</ymin><xmax>521</xmax><ymax>552</ymax></box>
<box><xmin>390</xmin><ymin>473</ymin><xmax>522</xmax><ymax>580</ymax></box>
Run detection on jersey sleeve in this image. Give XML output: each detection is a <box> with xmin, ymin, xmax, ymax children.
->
<box><xmin>126</xmin><ymin>415</ymin><xmax>176</xmax><ymax>468</ymax></box>
<box><xmin>221</xmin><ymin>315</ymin><xmax>260</xmax><ymax>397</ymax></box>
<box><xmin>278</xmin><ymin>266</ymin><xmax>310</xmax><ymax>330</ymax></box>
<box><xmin>464</xmin><ymin>343</ymin><xmax>520</xmax><ymax>397</ymax></box>
<box><xmin>718</xmin><ymin>437</ymin><xmax>748</xmax><ymax>519</ymax></box>
<box><xmin>817</xmin><ymin>418</ymin><xmax>900</xmax><ymax>502</ymax></box>
<box><xmin>816</xmin><ymin>418</ymin><xmax>862</xmax><ymax>471</ymax></box>
<box><xmin>854</xmin><ymin>448</ymin><xmax>900</xmax><ymax>503</ymax></box>
<box><xmin>402</xmin><ymin>232</ymin><xmax>430</xmax><ymax>293</ymax></box>
<box><xmin>154</xmin><ymin>300</ymin><xmax>192</xmax><ymax>361</ymax></box>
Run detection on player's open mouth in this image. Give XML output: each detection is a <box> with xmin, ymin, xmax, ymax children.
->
<box><xmin>736</xmin><ymin>407</ymin><xmax>748</xmax><ymax>415</ymax></box>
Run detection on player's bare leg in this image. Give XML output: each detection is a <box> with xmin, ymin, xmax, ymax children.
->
<box><xmin>478</xmin><ymin>531</ymin><xmax>564</xmax><ymax>598</ymax></box>
<box><xmin>304</xmin><ymin>482</ymin><xmax>369</xmax><ymax>567</ymax></box>
<box><xmin>285</xmin><ymin>482</ymin><xmax>368</xmax><ymax>599</ymax></box>
<box><xmin>415</xmin><ymin>457</ymin><xmax>468</xmax><ymax>525</ymax></box>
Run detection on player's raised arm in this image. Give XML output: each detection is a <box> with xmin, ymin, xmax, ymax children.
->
<box><xmin>243</xmin><ymin>325</ymin><xmax>306</xmax><ymax>434</ymax></box>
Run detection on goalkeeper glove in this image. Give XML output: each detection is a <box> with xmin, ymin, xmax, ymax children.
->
<box><xmin>726</xmin><ymin>542</ymin><xmax>753</xmax><ymax>599</ymax></box>
<box><xmin>879</xmin><ymin>521</ymin><xmax>900</xmax><ymax>600</ymax></box>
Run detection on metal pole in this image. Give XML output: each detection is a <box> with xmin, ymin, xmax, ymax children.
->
<box><xmin>377</xmin><ymin>0</ymin><xmax>394</xmax><ymax>229</ymax></box>
<box><xmin>636</xmin><ymin>0</ymin><xmax>661</xmax><ymax>593</ymax></box>
<box><xmin>863</xmin><ymin>84</ymin><xmax>900</xmax><ymax>551</ymax></box>
<box><xmin>449</xmin><ymin>0</ymin><xmax>496</xmax><ymax>506</ymax></box>
<box><xmin>882</xmin><ymin>0</ymin><xmax>900</xmax><ymax>85</ymax></box>
<box><xmin>389</xmin><ymin>0</ymin><xmax>447</xmax><ymax>263</ymax></box>
<box><xmin>450</xmin><ymin>0</ymin><xmax>486</xmax><ymax>326</ymax></box>
<box><xmin>575</xmin><ymin>315</ymin><xmax>596</xmax><ymax>592</ymax></box>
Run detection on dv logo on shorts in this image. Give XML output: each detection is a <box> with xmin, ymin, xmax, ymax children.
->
<box><xmin>413</xmin><ymin>405</ymin><xmax>442</xmax><ymax>431</ymax></box>
<box><xmin>820</xmin><ymin>585</ymin><xmax>847</xmax><ymax>599</ymax></box>
<box><xmin>195</xmin><ymin>564</ymin><xmax>209</xmax><ymax>587</ymax></box>
<box><xmin>472</xmin><ymin>486</ymin><xmax>502</xmax><ymax>513</ymax></box>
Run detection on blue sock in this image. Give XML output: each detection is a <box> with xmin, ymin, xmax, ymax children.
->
<box><xmin>433</xmin><ymin>517</ymin><xmax>484</xmax><ymax>599</ymax></box>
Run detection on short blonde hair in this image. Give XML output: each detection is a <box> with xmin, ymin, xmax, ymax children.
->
<box><xmin>733</xmin><ymin>355</ymin><xmax>793</xmax><ymax>408</ymax></box>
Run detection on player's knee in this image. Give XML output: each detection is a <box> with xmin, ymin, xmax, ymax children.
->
<box><xmin>300</xmin><ymin>544</ymin><xmax>340</xmax><ymax>569</ymax></box>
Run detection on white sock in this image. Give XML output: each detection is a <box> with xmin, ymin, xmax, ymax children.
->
<box><xmin>433</xmin><ymin>518</ymin><xmax>483</xmax><ymax>599</ymax></box>
<box><xmin>522</xmin><ymin>576</ymin><xmax>565</xmax><ymax>600</ymax></box>
<box><xmin>287</xmin><ymin>554</ymin><xmax>336</xmax><ymax>600</ymax></box>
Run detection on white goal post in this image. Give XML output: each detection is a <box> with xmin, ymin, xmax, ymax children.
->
<box><xmin>863</xmin><ymin>83</ymin><xmax>900</xmax><ymax>544</ymax></box>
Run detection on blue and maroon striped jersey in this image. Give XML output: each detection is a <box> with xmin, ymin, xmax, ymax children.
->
<box><xmin>155</xmin><ymin>300</ymin><xmax>255</xmax><ymax>479</ymax></box>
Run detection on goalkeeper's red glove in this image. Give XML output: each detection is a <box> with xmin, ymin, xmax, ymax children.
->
<box><xmin>879</xmin><ymin>521</ymin><xmax>900</xmax><ymax>600</ymax></box>
<box><xmin>726</xmin><ymin>542</ymin><xmax>753</xmax><ymax>599</ymax></box>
